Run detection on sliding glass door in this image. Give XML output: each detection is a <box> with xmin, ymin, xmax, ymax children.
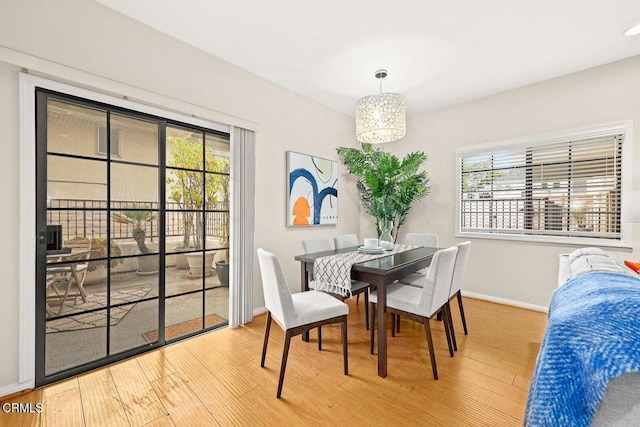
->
<box><xmin>35</xmin><ymin>90</ymin><xmax>230</xmax><ymax>386</ymax></box>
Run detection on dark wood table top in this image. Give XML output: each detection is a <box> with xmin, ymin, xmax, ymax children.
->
<box><xmin>295</xmin><ymin>246</ymin><xmax>439</xmax><ymax>286</ymax></box>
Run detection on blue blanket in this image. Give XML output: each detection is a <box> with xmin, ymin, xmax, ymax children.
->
<box><xmin>525</xmin><ymin>272</ymin><xmax>640</xmax><ymax>426</ymax></box>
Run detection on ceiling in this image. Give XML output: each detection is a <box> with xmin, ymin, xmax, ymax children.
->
<box><xmin>97</xmin><ymin>0</ymin><xmax>640</xmax><ymax>117</ymax></box>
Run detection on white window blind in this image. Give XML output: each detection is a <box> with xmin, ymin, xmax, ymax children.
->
<box><xmin>459</xmin><ymin>129</ymin><xmax>625</xmax><ymax>242</ymax></box>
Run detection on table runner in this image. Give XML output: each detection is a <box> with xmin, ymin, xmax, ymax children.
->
<box><xmin>312</xmin><ymin>244</ymin><xmax>419</xmax><ymax>297</ymax></box>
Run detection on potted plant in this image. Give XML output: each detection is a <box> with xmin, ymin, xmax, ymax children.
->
<box><xmin>85</xmin><ymin>238</ymin><xmax>123</xmax><ymax>284</ymax></box>
<box><xmin>112</xmin><ymin>207</ymin><xmax>159</xmax><ymax>275</ymax></box>
<box><xmin>167</xmin><ymin>136</ymin><xmax>229</xmax><ymax>278</ymax></box>
<box><xmin>337</xmin><ymin>143</ymin><xmax>430</xmax><ymax>242</ymax></box>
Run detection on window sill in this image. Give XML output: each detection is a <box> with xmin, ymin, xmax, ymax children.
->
<box><xmin>455</xmin><ymin>230</ymin><xmax>633</xmax><ymax>249</ymax></box>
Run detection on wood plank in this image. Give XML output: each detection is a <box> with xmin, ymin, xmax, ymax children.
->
<box><xmin>181</xmin><ymin>335</ymin><xmax>258</xmax><ymax>396</ymax></box>
<box><xmin>163</xmin><ymin>347</ymin><xmax>257</xmax><ymax>426</ymax></box>
<box><xmin>110</xmin><ymin>359</ymin><xmax>167</xmax><ymax>425</ymax></box>
<box><xmin>513</xmin><ymin>374</ymin><xmax>533</xmax><ymax>392</ymax></box>
<box><xmin>0</xmin><ymin>389</ymin><xmax>43</xmax><ymax>427</ymax></box>
<box><xmin>151</xmin><ymin>374</ymin><xmax>216</xmax><ymax>427</ymax></box>
<box><xmin>436</xmin><ymin>386</ymin><xmax>522</xmax><ymax>426</ymax></box>
<box><xmin>143</xmin><ymin>415</ymin><xmax>175</xmax><ymax>427</ymax></box>
<box><xmin>41</xmin><ymin>387</ymin><xmax>84</xmax><ymax>427</ymax></box>
<box><xmin>42</xmin><ymin>378</ymin><xmax>79</xmax><ymax>398</ymax></box>
<box><xmin>78</xmin><ymin>368</ymin><xmax>128</xmax><ymax>427</ymax></box>
<box><xmin>136</xmin><ymin>350</ymin><xmax>176</xmax><ymax>383</ymax></box>
<box><xmin>4</xmin><ymin>298</ymin><xmax>548</xmax><ymax>426</ymax></box>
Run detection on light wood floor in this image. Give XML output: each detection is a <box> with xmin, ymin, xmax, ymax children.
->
<box><xmin>1</xmin><ymin>297</ymin><xmax>547</xmax><ymax>426</ymax></box>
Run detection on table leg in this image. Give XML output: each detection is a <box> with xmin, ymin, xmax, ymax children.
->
<box><xmin>301</xmin><ymin>262</ymin><xmax>310</xmax><ymax>342</ymax></box>
<box><xmin>377</xmin><ymin>282</ymin><xmax>387</xmax><ymax>377</ymax></box>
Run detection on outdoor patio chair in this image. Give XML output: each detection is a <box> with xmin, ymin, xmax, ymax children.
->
<box><xmin>46</xmin><ymin>240</ymin><xmax>92</xmax><ymax>314</ymax></box>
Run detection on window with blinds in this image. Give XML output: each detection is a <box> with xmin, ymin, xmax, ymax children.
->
<box><xmin>457</xmin><ymin>123</ymin><xmax>629</xmax><ymax>244</ymax></box>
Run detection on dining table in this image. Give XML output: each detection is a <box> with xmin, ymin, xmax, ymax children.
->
<box><xmin>295</xmin><ymin>245</ymin><xmax>439</xmax><ymax>378</ymax></box>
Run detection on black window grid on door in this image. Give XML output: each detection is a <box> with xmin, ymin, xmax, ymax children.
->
<box><xmin>34</xmin><ymin>89</ymin><xmax>230</xmax><ymax>386</ymax></box>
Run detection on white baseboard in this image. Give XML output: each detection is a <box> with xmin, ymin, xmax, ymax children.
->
<box><xmin>0</xmin><ymin>380</ymin><xmax>33</xmax><ymax>399</ymax></box>
<box><xmin>253</xmin><ymin>307</ymin><xmax>267</xmax><ymax>317</ymax></box>
<box><xmin>462</xmin><ymin>291</ymin><xmax>548</xmax><ymax>313</ymax></box>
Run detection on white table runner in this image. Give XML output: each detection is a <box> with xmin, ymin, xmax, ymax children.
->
<box><xmin>311</xmin><ymin>244</ymin><xmax>419</xmax><ymax>297</ymax></box>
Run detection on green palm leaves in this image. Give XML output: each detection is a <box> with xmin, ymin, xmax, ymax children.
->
<box><xmin>112</xmin><ymin>208</ymin><xmax>157</xmax><ymax>254</ymax></box>
<box><xmin>337</xmin><ymin>143</ymin><xmax>429</xmax><ymax>240</ymax></box>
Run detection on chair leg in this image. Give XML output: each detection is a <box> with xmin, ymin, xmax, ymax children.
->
<box><xmin>397</xmin><ymin>314</ymin><xmax>401</xmax><ymax>334</ymax></box>
<box><xmin>277</xmin><ymin>330</ymin><xmax>293</xmax><ymax>398</ymax></box>
<box><xmin>318</xmin><ymin>326</ymin><xmax>322</xmax><ymax>350</ymax></box>
<box><xmin>364</xmin><ymin>291</ymin><xmax>369</xmax><ymax>331</ymax></box>
<box><xmin>457</xmin><ymin>291</ymin><xmax>468</xmax><ymax>335</ymax></box>
<box><xmin>356</xmin><ymin>294</ymin><xmax>360</xmax><ymax>304</ymax></box>
<box><xmin>441</xmin><ymin>306</ymin><xmax>454</xmax><ymax>357</ymax></box>
<box><xmin>71</xmin><ymin>268</ymin><xmax>88</xmax><ymax>303</ymax></box>
<box><xmin>369</xmin><ymin>302</ymin><xmax>376</xmax><ymax>354</ymax></box>
<box><xmin>341</xmin><ymin>316</ymin><xmax>348</xmax><ymax>375</ymax></box>
<box><xmin>261</xmin><ymin>312</ymin><xmax>272</xmax><ymax>367</ymax></box>
<box><xmin>440</xmin><ymin>303</ymin><xmax>457</xmax><ymax>357</ymax></box>
<box><xmin>423</xmin><ymin>319</ymin><xmax>438</xmax><ymax>380</ymax></box>
<box><xmin>391</xmin><ymin>313</ymin><xmax>396</xmax><ymax>337</ymax></box>
<box><xmin>446</xmin><ymin>302</ymin><xmax>457</xmax><ymax>352</ymax></box>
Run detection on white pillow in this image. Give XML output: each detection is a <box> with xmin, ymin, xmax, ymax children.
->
<box><xmin>568</xmin><ymin>247</ymin><xmax>635</xmax><ymax>279</ymax></box>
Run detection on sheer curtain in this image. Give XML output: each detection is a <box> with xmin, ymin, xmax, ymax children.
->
<box><xmin>229</xmin><ymin>127</ymin><xmax>255</xmax><ymax>327</ymax></box>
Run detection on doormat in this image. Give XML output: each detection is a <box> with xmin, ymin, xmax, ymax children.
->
<box><xmin>46</xmin><ymin>287</ymin><xmax>151</xmax><ymax>334</ymax></box>
<box><xmin>143</xmin><ymin>314</ymin><xmax>227</xmax><ymax>342</ymax></box>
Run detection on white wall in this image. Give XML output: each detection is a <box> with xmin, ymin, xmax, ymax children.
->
<box><xmin>0</xmin><ymin>0</ymin><xmax>359</xmax><ymax>394</ymax></box>
<box><xmin>373</xmin><ymin>55</ymin><xmax>640</xmax><ymax>309</ymax></box>
<box><xmin>0</xmin><ymin>60</ymin><xmax>22</xmax><ymax>393</ymax></box>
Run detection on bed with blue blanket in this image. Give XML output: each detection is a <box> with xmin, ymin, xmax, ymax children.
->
<box><xmin>525</xmin><ymin>249</ymin><xmax>640</xmax><ymax>426</ymax></box>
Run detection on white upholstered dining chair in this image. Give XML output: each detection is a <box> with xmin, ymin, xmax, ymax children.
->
<box><xmin>403</xmin><ymin>232</ymin><xmax>439</xmax><ymax>248</ymax></box>
<box><xmin>399</xmin><ymin>241</ymin><xmax>471</xmax><ymax>347</ymax></box>
<box><xmin>448</xmin><ymin>241</ymin><xmax>471</xmax><ymax>336</ymax></box>
<box><xmin>369</xmin><ymin>245</ymin><xmax>458</xmax><ymax>380</ymax></box>
<box><xmin>257</xmin><ymin>248</ymin><xmax>349</xmax><ymax>398</ymax></box>
<box><xmin>398</xmin><ymin>233</ymin><xmax>439</xmax><ymax>284</ymax></box>
<box><xmin>333</xmin><ymin>234</ymin><xmax>360</xmax><ymax>249</ymax></box>
<box><xmin>392</xmin><ymin>233</ymin><xmax>439</xmax><ymax>334</ymax></box>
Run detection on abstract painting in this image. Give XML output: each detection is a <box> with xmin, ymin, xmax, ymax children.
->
<box><xmin>287</xmin><ymin>151</ymin><xmax>338</xmax><ymax>226</ymax></box>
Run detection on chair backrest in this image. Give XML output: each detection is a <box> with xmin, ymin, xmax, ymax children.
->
<box><xmin>303</xmin><ymin>238</ymin><xmax>333</xmax><ymax>254</ymax></box>
<box><xmin>450</xmin><ymin>241</ymin><xmax>471</xmax><ymax>296</ymax></box>
<box><xmin>421</xmin><ymin>246</ymin><xmax>458</xmax><ymax>316</ymax></box>
<box><xmin>334</xmin><ymin>234</ymin><xmax>359</xmax><ymax>249</ymax></box>
<box><xmin>64</xmin><ymin>236</ymin><xmax>92</xmax><ymax>251</ymax></box>
<box><xmin>404</xmin><ymin>233</ymin><xmax>439</xmax><ymax>248</ymax></box>
<box><xmin>257</xmin><ymin>248</ymin><xmax>296</xmax><ymax>329</ymax></box>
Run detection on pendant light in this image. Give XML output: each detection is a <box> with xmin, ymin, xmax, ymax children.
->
<box><xmin>355</xmin><ymin>69</ymin><xmax>406</xmax><ymax>144</ymax></box>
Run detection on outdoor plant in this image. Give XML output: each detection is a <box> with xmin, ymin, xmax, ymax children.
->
<box><xmin>112</xmin><ymin>207</ymin><xmax>157</xmax><ymax>254</ymax></box>
<box><xmin>87</xmin><ymin>238</ymin><xmax>122</xmax><ymax>272</ymax></box>
<box><xmin>571</xmin><ymin>201</ymin><xmax>589</xmax><ymax>229</ymax></box>
<box><xmin>336</xmin><ymin>143</ymin><xmax>429</xmax><ymax>241</ymax></box>
<box><xmin>167</xmin><ymin>136</ymin><xmax>230</xmax><ymax>251</ymax></box>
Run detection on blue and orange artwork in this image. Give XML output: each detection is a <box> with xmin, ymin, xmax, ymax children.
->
<box><xmin>287</xmin><ymin>151</ymin><xmax>338</xmax><ymax>226</ymax></box>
